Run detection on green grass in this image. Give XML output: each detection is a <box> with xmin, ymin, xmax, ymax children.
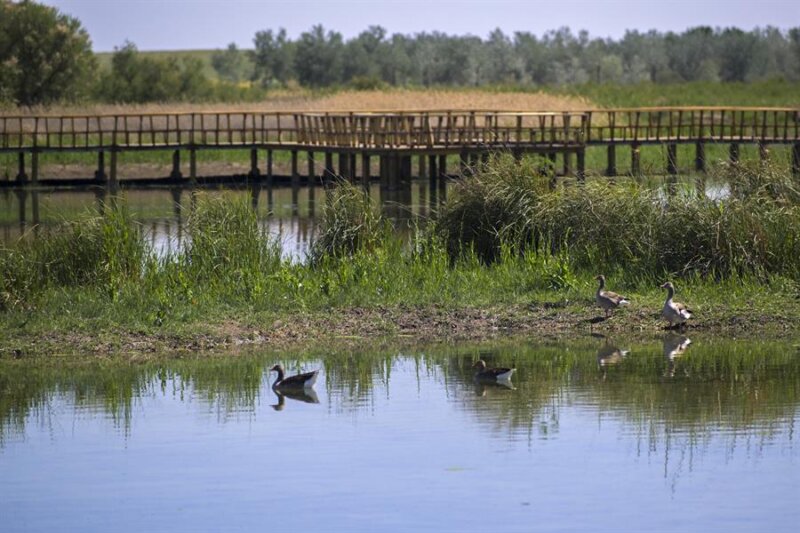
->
<box><xmin>2</xmin><ymin>161</ymin><xmax>800</xmax><ymax>356</ymax></box>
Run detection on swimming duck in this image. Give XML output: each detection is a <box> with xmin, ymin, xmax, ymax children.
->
<box><xmin>595</xmin><ymin>275</ymin><xmax>630</xmax><ymax>318</ymax></box>
<box><xmin>270</xmin><ymin>364</ymin><xmax>319</xmax><ymax>390</ymax></box>
<box><xmin>473</xmin><ymin>360</ymin><xmax>516</xmax><ymax>382</ymax></box>
<box><xmin>660</xmin><ymin>282</ymin><xmax>692</xmax><ymax>329</ymax></box>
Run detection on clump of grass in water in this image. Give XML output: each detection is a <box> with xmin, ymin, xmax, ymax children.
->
<box><xmin>0</xmin><ymin>201</ymin><xmax>146</xmax><ymax>309</ymax></box>
<box><xmin>434</xmin><ymin>152</ymin><xmax>552</xmax><ymax>263</ymax></box>
<box><xmin>309</xmin><ymin>179</ymin><xmax>390</xmax><ymax>265</ymax></box>
<box><xmin>434</xmin><ymin>153</ymin><xmax>800</xmax><ymax>282</ymax></box>
<box><xmin>184</xmin><ymin>192</ymin><xmax>282</xmax><ymax>296</ymax></box>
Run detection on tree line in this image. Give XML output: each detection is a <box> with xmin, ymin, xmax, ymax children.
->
<box><xmin>2</xmin><ymin>0</ymin><xmax>800</xmax><ymax>107</ymax></box>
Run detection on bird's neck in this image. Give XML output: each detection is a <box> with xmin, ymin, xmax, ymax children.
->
<box><xmin>273</xmin><ymin>366</ymin><xmax>285</xmax><ymax>384</ymax></box>
<box><xmin>664</xmin><ymin>286</ymin><xmax>674</xmax><ymax>303</ymax></box>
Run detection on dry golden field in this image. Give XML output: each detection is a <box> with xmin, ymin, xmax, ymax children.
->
<box><xmin>6</xmin><ymin>89</ymin><xmax>594</xmax><ymax>116</ymax></box>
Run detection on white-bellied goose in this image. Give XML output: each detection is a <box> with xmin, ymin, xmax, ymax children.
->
<box><xmin>595</xmin><ymin>275</ymin><xmax>630</xmax><ymax>318</ymax></box>
<box><xmin>473</xmin><ymin>360</ymin><xmax>515</xmax><ymax>382</ymax></box>
<box><xmin>660</xmin><ymin>282</ymin><xmax>692</xmax><ymax>328</ymax></box>
<box><xmin>270</xmin><ymin>364</ymin><xmax>319</xmax><ymax>390</ymax></box>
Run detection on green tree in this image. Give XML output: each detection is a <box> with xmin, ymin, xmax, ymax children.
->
<box><xmin>250</xmin><ymin>28</ymin><xmax>294</xmax><ymax>87</ymax></box>
<box><xmin>294</xmin><ymin>25</ymin><xmax>344</xmax><ymax>87</ymax></box>
<box><xmin>0</xmin><ymin>0</ymin><xmax>96</xmax><ymax>106</ymax></box>
<box><xmin>211</xmin><ymin>42</ymin><xmax>249</xmax><ymax>83</ymax></box>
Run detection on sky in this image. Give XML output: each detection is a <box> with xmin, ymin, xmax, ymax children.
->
<box><xmin>41</xmin><ymin>0</ymin><xmax>800</xmax><ymax>52</ymax></box>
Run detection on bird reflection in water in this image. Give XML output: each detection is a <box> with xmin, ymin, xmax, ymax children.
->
<box><xmin>474</xmin><ymin>380</ymin><xmax>516</xmax><ymax>397</ymax></box>
<box><xmin>596</xmin><ymin>339</ymin><xmax>630</xmax><ymax>368</ymax></box>
<box><xmin>663</xmin><ymin>333</ymin><xmax>692</xmax><ymax>377</ymax></box>
<box><xmin>271</xmin><ymin>388</ymin><xmax>320</xmax><ymax>411</ymax></box>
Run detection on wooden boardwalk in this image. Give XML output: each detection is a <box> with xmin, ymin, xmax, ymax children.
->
<box><xmin>2</xmin><ymin>107</ymin><xmax>799</xmax><ymax>185</ymax></box>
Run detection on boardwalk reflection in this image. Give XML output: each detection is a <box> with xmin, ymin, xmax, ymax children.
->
<box><xmin>1</xmin><ymin>180</ymin><xmax>449</xmax><ymax>259</ymax></box>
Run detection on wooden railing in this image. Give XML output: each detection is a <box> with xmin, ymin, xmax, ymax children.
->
<box><xmin>585</xmin><ymin>107</ymin><xmax>800</xmax><ymax>143</ymax></box>
<box><xmin>0</xmin><ymin>111</ymin><xmax>586</xmax><ymax>151</ymax></box>
<box><xmin>1</xmin><ymin>108</ymin><xmax>798</xmax><ymax>152</ymax></box>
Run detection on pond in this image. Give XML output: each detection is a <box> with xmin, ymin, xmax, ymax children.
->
<box><xmin>1</xmin><ymin>335</ymin><xmax>798</xmax><ymax>532</ymax></box>
<box><xmin>0</xmin><ymin>182</ymin><xmax>444</xmax><ymax>260</ymax></box>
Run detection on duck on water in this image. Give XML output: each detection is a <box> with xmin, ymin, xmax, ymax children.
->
<box><xmin>270</xmin><ymin>364</ymin><xmax>319</xmax><ymax>390</ymax></box>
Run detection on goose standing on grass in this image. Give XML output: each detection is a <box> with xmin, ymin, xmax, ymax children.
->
<box><xmin>270</xmin><ymin>364</ymin><xmax>319</xmax><ymax>390</ymax></box>
<box><xmin>595</xmin><ymin>275</ymin><xmax>630</xmax><ymax>318</ymax></box>
<box><xmin>473</xmin><ymin>360</ymin><xmax>516</xmax><ymax>383</ymax></box>
<box><xmin>660</xmin><ymin>282</ymin><xmax>692</xmax><ymax>329</ymax></box>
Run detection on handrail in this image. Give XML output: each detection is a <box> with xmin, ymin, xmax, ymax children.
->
<box><xmin>1</xmin><ymin>108</ymin><xmax>798</xmax><ymax>151</ymax></box>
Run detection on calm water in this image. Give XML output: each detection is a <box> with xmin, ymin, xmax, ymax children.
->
<box><xmin>0</xmin><ymin>182</ymin><xmax>443</xmax><ymax>260</ymax></box>
<box><xmin>1</xmin><ymin>335</ymin><xmax>798</xmax><ymax>532</ymax></box>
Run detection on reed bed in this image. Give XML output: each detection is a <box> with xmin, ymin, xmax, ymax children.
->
<box><xmin>2</xmin><ymin>158</ymin><xmax>799</xmax><ymax>325</ymax></box>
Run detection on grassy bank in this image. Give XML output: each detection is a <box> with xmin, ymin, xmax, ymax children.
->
<box><xmin>2</xmin><ymin>157</ymin><xmax>800</xmax><ymax>358</ymax></box>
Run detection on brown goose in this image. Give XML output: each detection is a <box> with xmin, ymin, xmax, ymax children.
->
<box><xmin>595</xmin><ymin>275</ymin><xmax>630</xmax><ymax>318</ymax></box>
<box><xmin>473</xmin><ymin>360</ymin><xmax>516</xmax><ymax>382</ymax></box>
<box><xmin>270</xmin><ymin>364</ymin><xmax>319</xmax><ymax>390</ymax></box>
<box><xmin>660</xmin><ymin>282</ymin><xmax>692</xmax><ymax>329</ymax></box>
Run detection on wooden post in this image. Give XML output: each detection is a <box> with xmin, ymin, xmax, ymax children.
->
<box><xmin>307</xmin><ymin>151</ymin><xmax>315</xmax><ymax>183</ymax></box>
<box><xmin>324</xmin><ymin>151</ymin><xmax>334</xmax><ymax>180</ymax></box>
<box><xmin>16</xmin><ymin>153</ymin><xmax>28</xmax><ymax>184</ymax></box>
<box><xmin>695</xmin><ymin>142</ymin><xmax>705</xmax><ymax>172</ymax></box>
<box><xmin>31</xmin><ymin>190</ymin><xmax>40</xmax><ymax>227</ymax></box>
<box><xmin>291</xmin><ymin>150</ymin><xmax>299</xmax><ymax>188</ymax></box>
<box><xmin>606</xmin><ymin>145</ymin><xmax>617</xmax><ymax>177</ymax></box>
<box><xmin>362</xmin><ymin>153</ymin><xmax>371</xmax><ymax>187</ymax></box>
<box><xmin>338</xmin><ymin>152</ymin><xmax>350</xmax><ymax>180</ymax></box>
<box><xmin>666</xmin><ymin>143</ymin><xmax>678</xmax><ymax>175</ymax></box>
<box><xmin>428</xmin><ymin>155</ymin><xmax>438</xmax><ymax>184</ymax></box>
<box><xmin>417</xmin><ymin>154</ymin><xmax>426</xmax><ymax>179</ymax></box>
<box><xmin>170</xmin><ymin>150</ymin><xmax>182</xmax><ymax>180</ymax></box>
<box><xmin>249</xmin><ymin>148</ymin><xmax>260</xmax><ymax>179</ymax></box>
<box><xmin>266</xmin><ymin>149</ymin><xmax>274</xmax><ymax>185</ymax></box>
<box><xmin>189</xmin><ymin>148</ymin><xmax>197</xmax><ymax>183</ymax></box>
<box><xmin>350</xmin><ymin>153</ymin><xmax>357</xmax><ymax>180</ymax></box>
<box><xmin>758</xmin><ymin>142</ymin><xmax>769</xmax><ymax>164</ymax></box>
<box><xmin>576</xmin><ymin>149</ymin><xmax>586</xmax><ymax>182</ymax></box>
<box><xmin>438</xmin><ymin>154</ymin><xmax>447</xmax><ymax>177</ymax></box>
<box><xmin>562</xmin><ymin>151</ymin><xmax>571</xmax><ymax>177</ymax></box>
<box><xmin>631</xmin><ymin>143</ymin><xmax>641</xmax><ymax>177</ymax></box>
<box><xmin>400</xmin><ymin>155</ymin><xmax>412</xmax><ymax>183</ymax></box>
<box><xmin>792</xmin><ymin>142</ymin><xmax>800</xmax><ymax>179</ymax></box>
<box><xmin>95</xmin><ymin>151</ymin><xmax>107</xmax><ymax>182</ymax></box>
<box><xmin>729</xmin><ymin>143</ymin><xmax>740</xmax><ymax>164</ymax></box>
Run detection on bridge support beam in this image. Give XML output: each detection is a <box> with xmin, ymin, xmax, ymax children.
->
<box><xmin>695</xmin><ymin>142</ymin><xmax>706</xmax><ymax>173</ymax></box>
<box><xmin>170</xmin><ymin>150</ymin><xmax>182</xmax><ymax>180</ymax></box>
<box><xmin>576</xmin><ymin>149</ymin><xmax>586</xmax><ymax>182</ymax></box>
<box><xmin>667</xmin><ymin>143</ymin><xmax>678</xmax><ymax>175</ymax></box>
<box><xmin>338</xmin><ymin>152</ymin><xmax>351</xmax><ymax>180</ymax></box>
<box><xmin>417</xmin><ymin>155</ymin><xmax>425</xmax><ymax>180</ymax></box>
<box><xmin>562</xmin><ymin>152</ymin><xmax>571</xmax><ymax>177</ymax></box>
<box><xmin>95</xmin><ymin>151</ymin><xmax>107</xmax><ymax>183</ymax></box>
<box><xmin>792</xmin><ymin>142</ymin><xmax>800</xmax><ymax>179</ymax></box>
<box><xmin>729</xmin><ymin>143</ymin><xmax>740</xmax><ymax>165</ymax></box>
<box><xmin>631</xmin><ymin>143</ymin><xmax>641</xmax><ymax>177</ymax></box>
<box><xmin>606</xmin><ymin>145</ymin><xmax>616</xmax><ymax>177</ymax></box>
<box><xmin>30</xmin><ymin>151</ymin><xmax>39</xmax><ymax>184</ymax></box>
<box><xmin>249</xmin><ymin>149</ymin><xmax>260</xmax><ymax>179</ymax></box>
<box><xmin>438</xmin><ymin>155</ymin><xmax>447</xmax><ymax>178</ymax></box>
<box><xmin>324</xmin><ymin>152</ymin><xmax>334</xmax><ymax>180</ymax></box>
<box><xmin>428</xmin><ymin>155</ymin><xmax>437</xmax><ymax>184</ymax></box>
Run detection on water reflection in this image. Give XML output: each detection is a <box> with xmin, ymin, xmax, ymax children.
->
<box><xmin>271</xmin><ymin>388</ymin><xmax>320</xmax><ymax>411</ymax></box>
<box><xmin>1</xmin><ymin>337</ymin><xmax>798</xmax><ymax>530</ymax></box>
<box><xmin>0</xmin><ymin>181</ymin><xmax>448</xmax><ymax>260</ymax></box>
